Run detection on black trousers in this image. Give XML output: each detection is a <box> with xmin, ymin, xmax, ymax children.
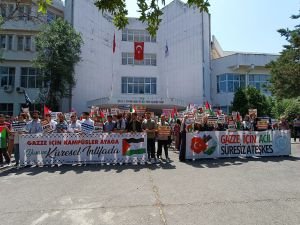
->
<box><xmin>147</xmin><ymin>138</ymin><xmax>156</xmax><ymax>159</ymax></box>
<box><xmin>0</xmin><ymin>148</ymin><xmax>10</xmax><ymax>164</ymax></box>
<box><xmin>157</xmin><ymin>140</ymin><xmax>169</xmax><ymax>159</ymax></box>
<box><xmin>179</xmin><ymin>132</ymin><xmax>186</xmax><ymax>162</ymax></box>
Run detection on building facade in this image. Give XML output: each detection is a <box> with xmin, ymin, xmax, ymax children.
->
<box><xmin>65</xmin><ymin>0</ymin><xmax>212</xmax><ymax>114</ymax></box>
<box><xmin>1</xmin><ymin>0</ymin><xmax>278</xmax><ymax>116</ymax></box>
<box><xmin>0</xmin><ymin>0</ymin><xmax>64</xmax><ymax>115</ymax></box>
<box><xmin>211</xmin><ymin>36</ymin><xmax>278</xmax><ymax>113</ymax></box>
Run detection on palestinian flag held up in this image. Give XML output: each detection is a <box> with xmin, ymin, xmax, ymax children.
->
<box><xmin>122</xmin><ymin>138</ymin><xmax>146</xmax><ymax>156</ymax></box>
<box><xmin>0</xmin><ymin>126</ymin><xmax>8</xmax><ymax>149</ymax></box>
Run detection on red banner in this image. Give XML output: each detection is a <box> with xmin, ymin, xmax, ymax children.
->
<box><xmin>134</xmin><ymin>42</ymin><xmax>144</xmax><ymax>60</ymax></box>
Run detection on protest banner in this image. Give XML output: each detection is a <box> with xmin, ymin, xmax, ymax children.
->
<box><xmin>81</xmin><ymin>122</ymin><xmax>94</xmax><ymax>134</ymax></box>
<box><xmin>186</xmin><ymin>130</ymin><xmax>291</xmax><ymax>160</ymax></box>
<box><xmin>41</xmin><ymin>120</ymin><xmax>53</xmax><ymax>134</ymax></box>
<box><xmin>249</xmin><ymin>109</ymin><xmax>257</xmax><ymax>117</ymax></box>
<box><xmin>19</xmin><ymin>133</ymin><xmax>148</xmax><ymax>165</ymax></box>
<box><xmin>207</xmin><ymin>116</ymin><xmax>218</xmax><ymax>125</ymax></box>
<box><xmin>12</xmin><ymin>121</ymin><xmax>26</xmax><ymax>132</ymax></box>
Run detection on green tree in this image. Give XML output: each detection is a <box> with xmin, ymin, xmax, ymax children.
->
<box><xmin>231</xmin><ymin>87</ymin><xmax>271</xmax><ymax>117</ymax></box>
<box><xmin>271</xmin><ymin>98</ymin><xmax>300</xmax><ymax>121</ymax></box>
<box><xmin>34</xmin><ymin>18</ymin><xmax>83</xmax><ymax>111</ymax></box>
<box><xmin>231</xmin><ymin>88</ymin><xmax>248</xmax><ymax>116</ymax></box>
<box><xmin>94</xmin><ymin>0</ymin><xmax>210</xmax><ymax>36</ymax></box>
<box><xmin>268</xmin><ymin>9</ymin><xmax>300</xmax><ymax>99</ymax></box>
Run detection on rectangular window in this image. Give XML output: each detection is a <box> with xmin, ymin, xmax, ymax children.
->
<box><xmin>121</xmin><ymin>29</ymin><xmax>156</xmax><ymax>43</ymax></box>
<box><xmin>217</xmin><ymin>74</ymin><xmax>246</xmax><ymax>93</ymax></box>
<box><xmin>0</xmin><ymin>103</ymin><xmax>14</xmax><ymax>116</ymax></box>
<box><xmin>0</xmin><ymin>35</ymin><xmax>6</xmax><ymax>49</ymax></box>
<box><xmin>0</xmin><ymin>67</ymin><xmax>15</xmax><ymax>87</ymax></box>
<box><xmin>8</xmin><ymin>4</ymin><xmax>14</xmax><ymax>15</ymax></box>
<box><xmin>121</xmin><ymin>77</ymin><xmax>157</xmax><ymax>95</ymax></box>
<box><xmin>7</xmin><ymin>35</ymin><xmax>13</xmax><ymax>50</ymax></box>
<box><xmin>25</xmin><ymin>36</ymin><xmax>31</xmax><ymax>51</ymax></box>
<box><xmin>1</xmin><ymin>4</ymin><xmax>7</xmax><ymax>17</ymax></box>
<box><xmin>122</xmin><ymin>52</ymin><xmax>156</xmax><ymax>66</ymax></box>
<box><xmin>17</xmin><ymin>36</ymin><xmax>23</xmax><ymax>51</ymax></box>
<box><xmin>248</xmin><ymin>74</ymin><xmax>270</xmax><ymax>94</ymax></box>
<box><xmin>20</xmin><ymin>67</ymin><xmax>42</xmax><ymax>88</ymax></box>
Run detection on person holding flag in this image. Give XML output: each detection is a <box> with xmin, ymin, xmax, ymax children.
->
<box><xmin>0</xmin><ymin>114</ymin><xmax>11</xmax><ymax>166</ymax></box>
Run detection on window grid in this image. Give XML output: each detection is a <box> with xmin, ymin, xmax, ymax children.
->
<box><xmin>0</xmin><ymin>35</ymin><xmax>6</xmax><ymax>49</ymax></box>
<box><xmin>217</xmin><ymin>74</ymin><xmax>245</xmax><ymax>93</ymax></box>
<box><xmin>8</xmin><ymin>35</ymin><xmax>13</xmax><ymax>50</ymax></box>
<box><xmin>121</xmin><ymin>77</ymin><xmax>157</xmax><ymax>95</ymax></box>
<box><xmin>122</xmin><ymin>52</ymin><xmax>157</xmax><ymax>66</ymax></box>
<box><xmin>0</xmin><ymin>67</ymin><xmax>15</xmax><ymax>87</ymax></box>
<box><xmin>248</xmin><ymin>74</ymin><xmax>270</xmax><ymax>94</ymax></box>
<box><xmin>122</xmin><ymin>29</ymin><xmax>156</xmax><ymax>42</ymax></box>
<box><xmin>20</xmin><ymin>67</ymin><xmax>42</xmax><ymax>88</ymax></box>
<box><xmin>0</xmin><ymin>103</ymin><xmax>13</xmax><ymax>116</ymax></box>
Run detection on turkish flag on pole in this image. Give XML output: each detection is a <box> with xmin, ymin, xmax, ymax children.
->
<box><xmin>134</xmin><ymin>42</ymin><xmax>144</xmax><ymax>60</ymax></box>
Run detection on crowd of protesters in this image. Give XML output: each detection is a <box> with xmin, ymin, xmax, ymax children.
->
<box><xmin>0</xmin><ymin>109</ymin><xmax>299</xmax><ymax>166</ymax></box>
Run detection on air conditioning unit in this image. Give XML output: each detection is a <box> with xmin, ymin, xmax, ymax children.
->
<box><xmin>3</xmin><ymin>85</ymin><xmax>13</xmax><ymax>93</ymax></box>
<box><xmin>16</xmin><ymin>87</ymin><xmax>25</xmax><ymax>93</ymax></box>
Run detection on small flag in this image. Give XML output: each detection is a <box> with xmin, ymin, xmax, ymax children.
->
<box><xmin>122</xmin><ymin>138</ymin><xmax>146</xmax><ymax>156</ymax></box>
<box><xmin>130</xmin><ymin>105</ymin><xmax>136</xmax><ymax>113</ymax></box>
<box><xmin>44</xmin><ymin>105</ymin><xmax>52</xmax><ymax>117</ymax></box>
<box><xmin>165</xmin><ymin>41</ymin><xmax>169</xmax><ymax>57</ymax></box>
<box><xmin>134</xmin><ymin>42</ymin><xmax>144</xmax><ymax>60</ymax></box>
<box><xmin>113</xmin><ymin>32</ymin><xmax>116</xmax><ymax>53</ymax></box>
<box><xmin>24</xmin><ymin>91</ymin><xmax>32</xmax><ymax>106</ymax></box>
<box><xmin>205</xmin><ymin>101</ymin><xmax>210</xmax><ymax>110</ymax></box>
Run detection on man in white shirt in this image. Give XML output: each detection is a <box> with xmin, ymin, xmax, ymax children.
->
<box><xmin>81</xmin><ymin>112</ymin><xmax>94</xmax><ymax>134</ymax></box>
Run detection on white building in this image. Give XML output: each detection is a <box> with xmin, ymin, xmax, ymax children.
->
<box><xmin>65</xmin><ymin>0</ymin><xmax>212</xmax><ymax>114</ymax></box>
<box><xmin>0</xmin><ymin>0</ymin><xmax>64</xmax><ymax>116</ymax></box>
<box><xmin>1</xmin><ymin>0</ymin><xmax>278</xmax><ymax>116</ymax></box>
<box><xmin>211</xmin><ymin>36</ymin><xmax>278</xmax><ymax>113</ymax></box>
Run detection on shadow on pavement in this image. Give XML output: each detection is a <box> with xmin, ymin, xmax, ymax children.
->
<box><xmin>0</xmin><ymin>160</ymin><xmax>177</xmax><ymax>177</ymax></box>
<box><xmin>184</xmin><ymin>155</ymin><xmax>300</xmax><ymax>168</ymax></box>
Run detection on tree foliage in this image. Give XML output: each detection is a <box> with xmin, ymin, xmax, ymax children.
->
<box><xmin>231</xmin><ymin>87</ymin><xmax>271</xmax><ymax>117</ymax></box>
<box><xmin>268</xmin><ymin>9</ymin><xmax>300</xmax><ymax>99</ymax></box>
<box><xmin>271</xmin><ymin>98</ymin><xmax>300</xmax><ymax>121</ymax></box>
<box><xmin>94</xmin><ymin>0</ymin><xmax>210</xmax><ymax>36</ymax></box>
<box><xmin>34</xmin><ymin>18</ymin><xmax>83</xmax><ymax>111</ymax></box>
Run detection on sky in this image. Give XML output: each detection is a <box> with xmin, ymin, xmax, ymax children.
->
<box><xmin>125</xmin><ymin>0</ymin><xmax>300</xmax><ymax>54</ymax></box>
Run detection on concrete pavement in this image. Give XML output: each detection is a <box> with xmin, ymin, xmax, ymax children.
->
<box><xmin>0</xmin><ymin>143</ymin><xmax>299</xmax><ymax>225</ymax></box>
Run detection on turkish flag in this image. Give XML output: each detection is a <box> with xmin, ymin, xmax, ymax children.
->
<box><xmin>134</xmin><ymin>42</ymin><xmax>144</xmax><ymax>60</ymax></box>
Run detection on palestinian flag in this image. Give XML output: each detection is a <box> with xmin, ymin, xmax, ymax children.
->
<box><xmin>0</xmin><ymin>126</ymin><xmax>8</xmax><ymax>149</ymax></box>
<box><xmin>122</xmin><ymin>138</ymin><xmax>146</xmax><ymax>156</ymax></box>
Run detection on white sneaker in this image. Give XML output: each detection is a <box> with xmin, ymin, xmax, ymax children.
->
<box><xmin>166</xmin><ymin>158</ymin><xmax>170</xmax><ymax>163</ymax></box>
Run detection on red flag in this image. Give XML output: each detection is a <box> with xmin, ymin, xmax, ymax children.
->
<box><xmin>44</xmin><ymin>105</ymin><xmax>51</xmax><ymax>117</ymax></box>
<box><xmin>100</xmin><ymin>110</ymin><xmax>105</xmax><ymax>118</ymax></box>
<box><xmin>205</xmin><ymin>101</ymin><xmax>210</xmax><ymax>110</ymax></box>
<box><xmin>134</xmin><ymin>42</ymin><xmax>144</xmax><ymax>60</ymax></box>
<box><xmin>113</xmin><ymin>33</ymin><xmax>116</xmax><ymax>53</ymax></box>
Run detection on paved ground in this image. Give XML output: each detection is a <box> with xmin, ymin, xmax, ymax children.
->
<box><xmin>0</xmin><ymin>142</ymin><xmax>300</xmax><ymax>225</ymax></box>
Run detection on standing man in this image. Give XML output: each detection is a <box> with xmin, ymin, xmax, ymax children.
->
<box><xmin>0</xmin><ymin>114</ymin><xmax>11</xmax><ymax>165</ymax></box>
<box><xmin>45</xmin><ymin>113</ymin><xmax>57</xmax><ymax>131</ymax></box>
<box><xmin>157</xmin><ymin>115</ymin><xmax>171</xmax><ymax>161</ymax></box>
<box><xmin>127</xmin><ymin>112</ymin><xmax>142</xmax><ymax>132</ymax></box>
<box><xmin>81</xmin><ymin>112</ymin><xmax>95</xmax><ymax>134</ymax></box>
<box><xmin>25</xmin><ymin>111</ymin><xmax>43</xmax><ymax>134</ymax></box>
<box><xmin>103</xmin><ymin>115</ymin><xmax>116</xmax><ymax>133</ymax></box>
<box><xmin>142</xmin><ymin>112</ymin><xmax>157</xmax><ymax>163</ymax></box>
